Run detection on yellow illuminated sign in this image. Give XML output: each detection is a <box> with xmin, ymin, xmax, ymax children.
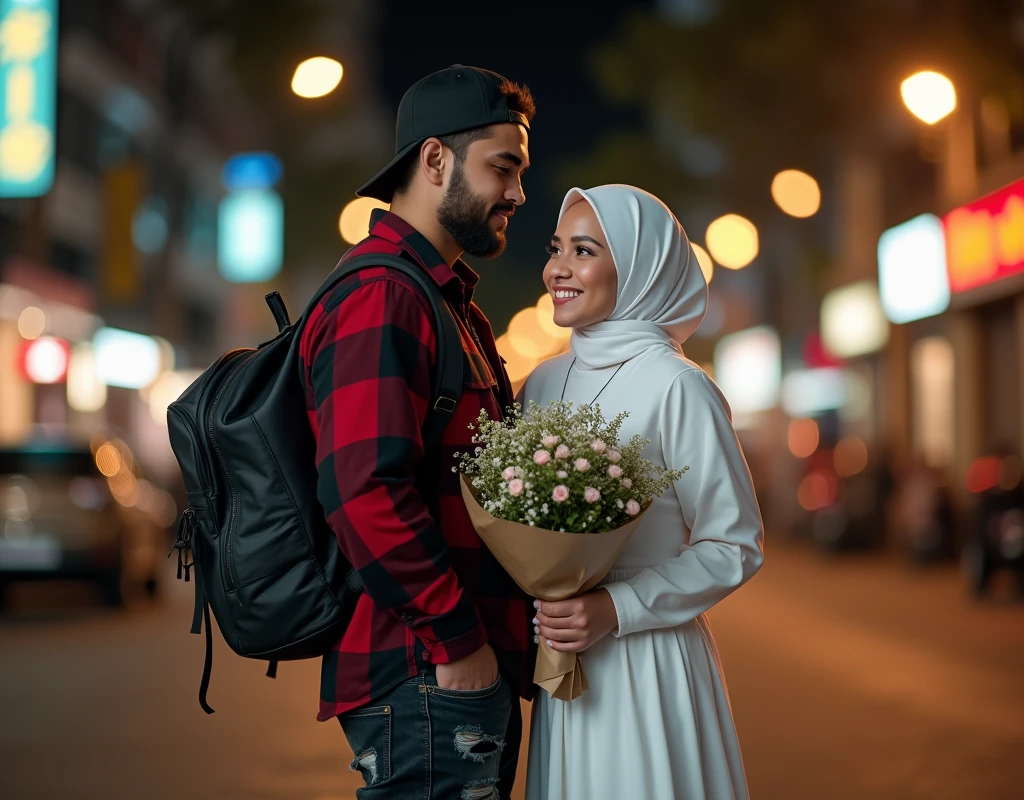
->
<box><xmin>944</xmin><ymin>178</ymin><xmax>1024</xmax><ymax>293</ymax></box>
<box><xmin>0</xmin><ymin>0</ymin><xmax>57</xmax><ymax>198</ymax></box>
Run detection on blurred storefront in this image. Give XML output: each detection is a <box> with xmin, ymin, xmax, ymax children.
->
<box><xmin>875</xmin><ymin>163</ymin><xmax>1024</xmax><ymax>515</ymax></box>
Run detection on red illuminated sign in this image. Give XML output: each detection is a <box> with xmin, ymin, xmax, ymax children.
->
<box><xmin>943</xmin><ymin>178</ymin><xmax>1024</xmax><ymax>293</ymax></box>
<box><xmin>17</xmin><ymin>336</ymin><xmax>70</xmax><ymax>384</ymax></box>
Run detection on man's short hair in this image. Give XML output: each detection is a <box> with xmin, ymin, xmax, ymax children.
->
<box><xmin>392</xmin><ymin>79</ymin><xmax>536</xmax><ymax>197</ymax></box>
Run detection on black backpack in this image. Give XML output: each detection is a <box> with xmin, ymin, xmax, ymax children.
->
<box><xmin>166</xmin><ymin>253</ymin><xmax>464</xmax><ymax>713</ymax></box>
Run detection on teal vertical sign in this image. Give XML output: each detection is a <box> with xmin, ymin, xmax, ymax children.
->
<box><xmin>0</xmin><ymin>0</ymin><xmax>58</xmax><ymax>198</ymax></box>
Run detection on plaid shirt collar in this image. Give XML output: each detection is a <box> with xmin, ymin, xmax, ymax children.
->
<box><xmin>368</xmin><ymin>209</ymin><xmax>480</xmax><ymax>308</ymax></box>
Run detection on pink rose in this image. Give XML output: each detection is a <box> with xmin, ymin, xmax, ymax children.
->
<box><xmin>552</xmin><ymin>485</ymin><xmax>569</xmax><ymax>503</ymax></box>
<box><xmin>575</xmin><ymin>458</ymin><xmax>590</xmax><ymax>472</ymax></box>
<box><xmin>556</xmin><ymin>470</ymin><xmax>568</xmax><ymax>479</ymax></box>
<box><xmin>608</xmin><ymin>451</ymin><xmax>621</xmax><ymax>464</ymax></box>
<box><xmin>533</xmin><ymin>449</ymin><xmax>551</xmax><ymax>466</ymax></box>
<box><xmin>502</xmin><ymin>467</ymin><xmax>516</xmax><ymax>481</ymax></box>
<box><xmin>620</xmin><ymin>478</ymin><xmax>633</xmax><ymax>489</ymax></box>
<box><xmin>555</xmin><ymin>444</ymin><xmax>571</xmax><ymax>460</ymax></box>
<box><xmin>591</xmin><ymin>439</ymin><xmax>607</xmax><ymax>454</ymax></box>
<box><xmin>584</xmin><ymin>487</ymin><xmax>601</xmax><ymax>503</ymax></box>
<box><xmin>626</xmin><ymin>499</ymin><xmax>641</xmax><ymax>516</ymax></box>
<box><xmin>542</xmin><ymin>435</ymin><xmax>560</xmax><ymax>447</ymax></box>
<box><xmin>608</xmin><ymin>465</ymin><xmax>623</xmax><ymax>479</ymax></box>
<box><xmin>508</xmin><ymin>479</ymin><xmax>524</xmax><ymax>497</ymax></box>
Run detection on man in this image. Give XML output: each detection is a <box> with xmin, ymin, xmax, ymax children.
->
<box><xmin>299</xmin><ymin>65</ymin><xmax>536</xmax><ymax>799</ymax></box>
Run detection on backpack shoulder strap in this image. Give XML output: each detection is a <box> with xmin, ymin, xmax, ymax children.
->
<box><xmin>299</xmin><ymin>253</ymin><xmax>463</xmax><ymax>450</ymax></box>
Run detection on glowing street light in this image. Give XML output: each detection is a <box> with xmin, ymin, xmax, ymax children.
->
<box><xmin>690</xmin><ymin>243</ymin><xmax>714</xmax><ymax>284</ymax></box>
<box><xmin>771</xmin><ymin>169</ymin><xmax>821</xmax><ymax>218</ymax></box>
<box><xmin>534</xmin><ymin>294</ymin><xmax>571</xmax><ymax>343</ymax></box>
<box><xmin>339</xmin><ymin>197</ymin><xmax>389</xmax><ymax>244</ymax></box>
<box><xmin>705</xmin><ymin>214</ymin><xmax>759</xmax><ymax>270</ymax></box>
<box><xmin>901</xmin><ymin>71</ymin><xmax>957</xmax><ymax>125</ymax></box>
<box><xmin>291</xmin><ymin>57</ymin><xmax>343</xmax><ymax>99</ymax></box>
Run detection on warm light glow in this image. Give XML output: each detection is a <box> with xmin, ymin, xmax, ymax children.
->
<box><xmin>23</xmin><ymin>336</ymin><xmax>67</xmax><ymax>383</ymax></box>
<box><xmin>535</xmin><ymin>293</ymin><xmax>572</xmax><ymax>343</ymax></box>
<box><xmin>17</xmin><ymin>306</ymin><xmax>45</xmax><ymax>339</ymax></box>
<box><xmin>508</xmin><ymin>307</ymin><xmax>553</xmax><ymax>359</ymax></box>
<box><xmin>821</xmin><ymin>281</ymin><xmax>889</xmax><ymax>359</ymax></box>
<box><xmin>834</xmin><ymin>436</ymin><xmax>869</xmax><ymax>477</ymax></box>
<box><xmin>910</xmin><ymin>337</ymin><xmax>955</xmax><ymax>469</ymax></box>
<box><xmin>967</xmin><ymin>456</ymin><xmax>1001</xmax><ymax>494</ymax></box>
<box><xmin>798</xmin><ymin>470</ymin><xmax>838</xmax><ymax>511</ymax></box>
<box><xmin>691</xmin><ymin>243</ymin><xmax>714</xmax><ymax>284</ymax></box>
<box><xmin>495</xmin><ymin>334</ymin><xmax>537</xmax><ymax>384</ymax></box>
<box><xmin>94</xmin><ymin>443</ymin><xmax>122</xmax><ymax>478</ymax></box>
<box><xmin>713</xmin><ymin>326</ymin><xmax>781</xmax><ymax>414</ymax></box>
<box><xmin>771</xmin><ymin>170</ymin><xmax>821</xmax><ymax>218</ymax></box>
<box><xmin>148</xmin><ymin>370</ymin><xmax>202</xmax><ymax>425</ymax></box>
<box><xmin>901</xmin><ymin>71</ymin><xmax>957</xmax><ymax>124</ymax></box>
<box><xmin>291</xmin><ymin>57</ymin><xmax>343</xmax><ymax>99</ymax></box>
<box><xmin>705</xmin><ymin>214</ymin><xmax>759</xmax><ymax>269</ymax></box>
<box><xmin>339</xmin><ymin>197</ymin><xmax>389</xmax><ymax>244</ymax></box>
<box><xmin>67</xmin><ymin>344</ymin><xmax>107</xmax><ymax>412</ymax></box>
<box><xmin>788</xmin><ymin>419</ymin><xmax>820</xmax><ymax>459</ymax></box>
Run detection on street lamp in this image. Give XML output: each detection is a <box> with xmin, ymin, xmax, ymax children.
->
<box><xmin>771</xmin><ymin>170</ymin><xmax>821</xmax><ymax>218</ymax></box>
<box><xmin>291</xmin><ymin>57</ymin><xmax>343</xmax><ymax>99</ymax></box>
<box><xmin>900</xmin><ymin>71</ymin><xmax>957</xmax><ymax>125</ymax></box>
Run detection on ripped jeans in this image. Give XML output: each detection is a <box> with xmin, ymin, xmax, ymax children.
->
<box><xmin>338</xmin><ymin>669</ymin><xmax>519</xmax><ymax>800</ymax></box>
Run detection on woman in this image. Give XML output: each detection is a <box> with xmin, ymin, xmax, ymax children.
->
<box><xmin>521</xmin><ymin>185</ymin><xmax>764</xmax><ymax>800</ymax></box>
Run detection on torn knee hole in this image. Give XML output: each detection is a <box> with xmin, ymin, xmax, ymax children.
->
<box><xmin>454</xmin><ymin>727</ymin><xmax>504</xmax><ymax>762</ymax></box>
<box><xmin>349</xmin><ymin>749</ymin><xmax>379</xmax><ymax>784</ymax></box>
<box><xmin>462</xmin><ymin>779</ymin><xmax>500</xmax><ymax>800</ymax></box>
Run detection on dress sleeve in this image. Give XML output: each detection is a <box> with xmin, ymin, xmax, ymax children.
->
<box><xmin>603</xmin><ymin>369</ymin><xmax>764</xmax><ymax>636</ymax></box>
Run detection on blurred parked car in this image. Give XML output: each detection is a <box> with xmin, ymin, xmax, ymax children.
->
<box><xmin>0</xmin><ymin>431</ymin><xmax>178</xmax><ymax>608</ymax></box>
<box><xmin>962</xmin><ymin>453</ymin><xmax>1024</xmax><ymax>596</ymax></box>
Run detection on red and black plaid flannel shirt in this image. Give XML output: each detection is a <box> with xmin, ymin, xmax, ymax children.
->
<box><xmin>300</xmin><ymin>210</ymin><xmax>536</xmax><ymax>720</ymax></box>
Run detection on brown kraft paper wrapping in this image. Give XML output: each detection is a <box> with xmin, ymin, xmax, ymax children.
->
<box><xmin>461</xmin><ymin>475</ymin><xmax>646</xmax><ymax>701</ymax></box>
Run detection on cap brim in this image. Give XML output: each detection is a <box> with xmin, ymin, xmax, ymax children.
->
<box><xmin>355</xmin><ymin>140</ymin><xmax>422</xmax><ymax>202</ymax></box>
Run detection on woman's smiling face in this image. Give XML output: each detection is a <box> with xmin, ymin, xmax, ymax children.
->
<box><xmin>542</xmin><ymin>200</ymin><xmax>618</xmax><ymax>329</ymax></box>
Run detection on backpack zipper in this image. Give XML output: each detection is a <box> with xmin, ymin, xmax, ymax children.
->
<box><xmin>207</xmin><ymin>350</ymin><xmax>253</xmax><ymax>592</ymax></box>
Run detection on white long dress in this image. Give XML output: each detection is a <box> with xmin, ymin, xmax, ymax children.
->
<box><xmin>522</xmin><ymin>347</ymin><xmax>764</xmax><ymax>800</ymax></box>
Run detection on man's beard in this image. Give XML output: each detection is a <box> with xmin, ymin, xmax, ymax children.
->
<box><xmin>437</xmin><ymin>162</ymin><xmax>512</xmax><ymax>258</ymax></box>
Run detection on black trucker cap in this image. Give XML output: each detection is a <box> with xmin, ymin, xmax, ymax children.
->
<box><xmin>356</xmin><ymin>64</ymin><xmax>531</xmax><ymax>202</ymax></box>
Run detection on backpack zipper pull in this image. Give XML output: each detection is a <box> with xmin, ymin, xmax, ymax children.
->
<box><xmin>170</xmin><ymin>509</ymin><xmax>198</xmax><ymax>582</ymax></box>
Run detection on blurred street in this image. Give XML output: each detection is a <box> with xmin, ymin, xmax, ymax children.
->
<box><xmin>2</xmin><ymin>540</ymin><xmax>1022</xmax><ymax>800</ymax></box>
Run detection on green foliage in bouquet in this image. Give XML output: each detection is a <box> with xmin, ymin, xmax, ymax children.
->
<box><xmin>456</xmin><ymin>400</ymin><xmax>686</xmax><ymax>534</ymax></box>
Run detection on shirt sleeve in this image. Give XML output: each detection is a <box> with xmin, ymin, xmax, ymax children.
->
<box><xmin>603</xmin><ymin>369</ymin><xmax>765</xmax><ymax>636</ymax></box>
<box><xmin>303</xmin><ymin>275</ymin><xmax>488</xmax><ymax>664</ymax></box>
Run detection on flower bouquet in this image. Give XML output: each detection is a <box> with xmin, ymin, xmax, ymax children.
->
<box><xmin>457</xmin><ymin>400</ymin><xmax>685</xmax><ymax>701</ymax></box>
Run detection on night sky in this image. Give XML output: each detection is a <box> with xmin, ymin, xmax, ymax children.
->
<box><xmin>373</xmin><ymin>0</ymin><xmax>651</xmax><ymax>330</ymax></box>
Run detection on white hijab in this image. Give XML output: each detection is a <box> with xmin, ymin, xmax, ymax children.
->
<box><xmin>559</xmin><ymin>185</ymin><xmax>708</xmax><ymax>370</ymax></box>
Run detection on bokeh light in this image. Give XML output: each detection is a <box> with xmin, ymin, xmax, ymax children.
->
<box><xmin>495</xmin><ymin>334</ymin><xmax>536</xmax><ymax>384</ymax></box>
<box><xmin>798</xmin><ymin>470</ymin><xmax>838</xmax><ymax>511</ymax></box>
<box><xmin>17</xmin><ymin>306</ymin><xmax>46</xmax><ymax>339</ymax></box>
<box><xmin>901</xmin><ymin>71</ymin><xmax>956</xmax><ymax>124</ymax></box>
<box><xmin>788</xmin><ymin>418</ymin><xmax>820</xmax><ymax>459</ymax></box>
<box><xmin>291</xmin><ymin>57</ymin><xmax>343</xmax><ymax>99</ymax></box>
<box><xmin>834</xmin><ymin>436</ymin><xmax>869</xmax><ymax>477</ymax></box>
<box><xmin>705</xmin><ymin>214</ymin><xmax>759</xmax><ymax>269</ymax></box>
<box><xmin>535</xmin><ymin>294</ymin><xmax>571</xmax><ymax>343</ymax></box>
<box><xmin>339</xmin><ymin>197</ymin><xmax>389</xmax><ymax>244</ymax></box>
<box><xmin>507</xmin><ymin>307</ymin><xmax>552</xmax><ymax>359</ymax></box>
<box><xmin>691</xmin><ymin>243</ymin><xmax>714</xmax><ymax>284</ymax></box>
<box><xmin>771</xmin><ymin>170</ymin><xmax>821</xmax><ymax>218</ymax></box>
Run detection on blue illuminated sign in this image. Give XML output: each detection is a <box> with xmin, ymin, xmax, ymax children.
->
<box><xmin>0</xmin><ymin>0</ymin><xmax>58</xmax><ymax>198</ymax></box>
<box><xmin>218</xmin><ymin>188</ymin><xmax>284</xmax><ymax>283</ymax></box>
<box><xmin>221</xmin><ymin>152</ymin><xmax>283</xmax><ymax>192</ymax></box>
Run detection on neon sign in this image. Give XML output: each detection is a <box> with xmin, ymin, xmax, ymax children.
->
<box><xmin>944</xmin><ymin>178</ymin><xmax>1024</xmax><ymax>294</ymax></box>
<box><xmin>0</xmin><ymin>0</ymin><xmax>58</xmax><ymax>198</ymax></box>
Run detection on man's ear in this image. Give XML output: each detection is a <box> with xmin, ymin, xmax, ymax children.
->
<box><xmin>419</xmin><ymin>138</ymin><xmax>446</xmax><ymax>189</ymax></box>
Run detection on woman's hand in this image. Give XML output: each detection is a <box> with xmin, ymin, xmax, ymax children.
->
<box><xmin>534</xmin><ymin>589</ymin><xmax>619</xmax><ymax>653</ymax></box>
